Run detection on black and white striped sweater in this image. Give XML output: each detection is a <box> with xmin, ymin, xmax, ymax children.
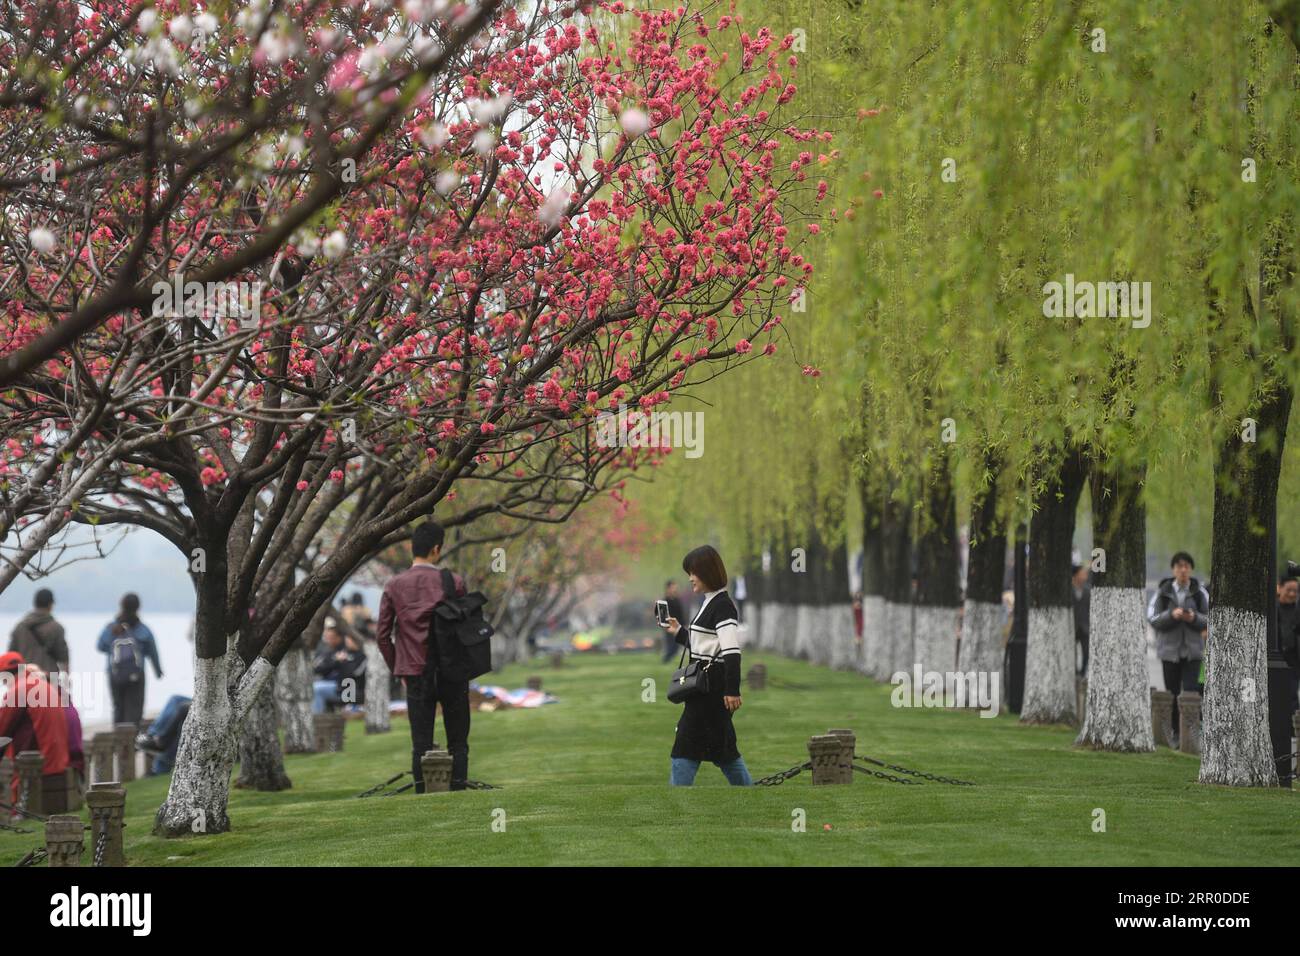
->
<box><xmin>677</xmin><ymin>589</ymin><xmax>742</xmax><ymax>696</ymax></box>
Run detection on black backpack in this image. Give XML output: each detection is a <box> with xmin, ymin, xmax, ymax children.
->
<box><xmin>109</xmin><ymin>623</ymin><xmax>144</xmax><ymax>685</ymax></box>
<box><xmin>426</xmin><ymin>569</ymin><xmax>494</xmax><ymax>681</ymax></box>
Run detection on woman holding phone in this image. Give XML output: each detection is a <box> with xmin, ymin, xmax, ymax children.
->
<box><xmin>661</xmin><ymin>545</ymin><xmax>751</xmax><ymax>786</ymax></box>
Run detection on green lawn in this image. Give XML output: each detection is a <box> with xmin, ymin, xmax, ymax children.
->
<box><xmin>5</xmin><ymin>651</ymin><xmax>1299</xmax><ymax>866</ymax></box>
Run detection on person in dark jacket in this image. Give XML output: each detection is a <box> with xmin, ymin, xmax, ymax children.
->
<box><xmin>1071</xmin><ymin>565</ymin><xmax>1091</xmax><ymax>675</ymax></box>
<box><xmin>1276</xmin><ymin>576</ymin><xmax>1300</xmax><ymax>716</ymax></box>
<box><xmin>96</xmin><ymin>593</ymin><xmax>162</xmax><ymax>727</ymax></box>
<box><xmin>376</xmin><ymin>520</ymin><xmax>470</xmax><ymax>792</ymax></box>
<box><xmin>1146</xmin><ymin>552</ymin><xmax>1209</xmax><ymax>745</ymax></box>
<box><xmin>8</xmin><ymin>589</ymin><xmax>68</xmax><ymax>678</ymax></box>
<box><xmin>660</xmin><ymin>579</ymin><xmax>686</xmax><ymax>663</ymax></box>
<box><xmin>312</xmin><ymin>620</ymin><xmax>364</xmax><ymax>713</ymax></box>
<box><xmin>661</xmin><ymin>545</ymin><xmax>750</xmax><ymax>786</ymax></box>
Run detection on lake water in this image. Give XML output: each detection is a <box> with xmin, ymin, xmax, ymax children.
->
<box><xmin>1</xmin><ymin>611</ymin><xmax>196</xmax><ymax>731</ymax></box>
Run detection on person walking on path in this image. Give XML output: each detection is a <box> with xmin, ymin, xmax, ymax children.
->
<box><xmin>8</xmin><ymin>588</ymin><xmax>68</xmax><ymax>678</ymax></box>
<box><xmin>96</xmin><ymin>593</ymin><xmax>162</xmax><ymax>727</ymax></box>
<box><xmin>661</xmin><ymin>545</ymin><xmax>751</xmax><ymax>787</ymax></box>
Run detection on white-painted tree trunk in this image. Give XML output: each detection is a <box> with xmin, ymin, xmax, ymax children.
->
<box><xmin>743</xmin><ymin>603</ymin><xmax>762</xmax><ymax>650</ymax></box>
<box><xmin>884</xmin><ymin>600</ymin><xmax>913</xmax><ymax>680</ymax></box>
<box><xmin>363</xmin><ymin>639</ymin><xmax>391</xmax><ymax>734</ymax></box>
<box><xmin>153</xmin><ymin>653</ymin><xmax>273</xmax><ymax>837</ymax></box>
<box><xmin>1021</xmin><ymin>606</ymin><xmax>1077</xmax><ymax>724</ymax></box>
<box><xmin>235</xmin><ymin>675</ymin><xmax>292</xmax><ymax>791</ymax></box>
<box><xmin>794</xmin><ymin>605</ymin><xmax>817</xmax><ymax>661</ymax></box>
<box><xmin>829</xmin><ymin>604</ymin><xmax>857</xmax><ymax>671</ymax></box>
<box><xmin>1199</xmin><ymin>605</ymin><xmax>1277</xmax><ymax>786</ymax></box>
<box><xmin>913</xmin><ymin>605</ymin><xmax>959</xmax><ymax>676</ymax></box>
<box><xmin>1077</xmin><ymin>587</ymin><xmax>1154</xmax><ymax>751</ymax></box>
<box><xmin>861</xmin><ymin>595</ymin><xmax>886</xmax><ymax>679</ymax></box>
<box><xmin>956</xmin><ymin>600</ymin><xmax>1004</xmax><ymax>708</ymax></box>
<box><xmin>275</xmin><ymin>644</ymin><xmax>315</xmax><ymax>753</ymax></box>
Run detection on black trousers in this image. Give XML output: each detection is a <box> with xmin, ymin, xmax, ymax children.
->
<box><xmin>406</xmin><ymin>671</ymin><xmax>470</xmax><ymax>792</ymax></box>
<box><xmin>1163</xmin><ymin>659</ymin><xmax>1201</xmax><ymax>736</ymax></box>
<box><xmin>111</xmin><ymin>679</ymin><xmax>146</xmax><ymax>727</ymax></box>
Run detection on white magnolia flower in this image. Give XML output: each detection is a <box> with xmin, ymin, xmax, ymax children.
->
<box><xmin>473</xmin><ymin>129</ymin><xmax>496</xmax><ymax>158</ymax></box>
<box><xmin>28</xmin><ymin>228</ymin><xmax>56</xmax><ymax>254</ymax></box>
<box><xmin>619</xmin><ymin>107</ymin><xmax>651</xmax><ymax>138</ymax></box>
<box><xmin>418</xmin><ymin>123</ymin><xmax>448</xmax><ymax>150</ymax></box>
<box><xmin>538</xmin><ymin>186</ymin><xmax>571</xmax><ymax>227</ymax></box>
<box><xmin>168</xmin><ymin>15</ymin><xmax>193</xmax><ymax>44</ymax></box>
<box><xmin>321</xmin><ymin>230</ymin><xmax>348</xmax><ymax>260</ymax></box>
<box><xmin>435</xmin><ymin>170</ymin><xmax>461</xmax><ymax>196</ymax></box>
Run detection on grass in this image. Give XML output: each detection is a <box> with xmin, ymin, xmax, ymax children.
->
<box><xmin>5</xmin><ymin>651</ymin><xmax>1299</xmax><ymax>866</ymax></box>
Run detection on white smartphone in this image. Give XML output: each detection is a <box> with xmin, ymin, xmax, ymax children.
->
<box><xmin>655</xmin><ymin>600</ymin><xmax>669</xmax><ymax>626</ymax></box>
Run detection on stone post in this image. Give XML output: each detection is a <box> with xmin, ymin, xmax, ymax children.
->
<box><xmin>808</xmin><ymin>735</ymin><xmax>846</xmax><ymax>785</ymax></box>
<box><xmin>85</xmin><ymin>781</ymin><xmax>126</xmax><ymax>867</ymax></box>
<box><xmin>113</xmin><ymin>723</ymin><xmax>138</xmax><ymax>782</ymax></box>
<box><xmin>90</xmin><ymin>732</ymin><xmax>117</xmax><ymax>784</ymax></box>
<box><xmin>827</xmin><ymin>729</ymin><xmax>856</xmax><ymax>783</ymax></box>
<box><xmin>0</xmin><ymin>756</ymin><xmax>13</xmax><ymax>803</ymax></box>
<box><xmin>1177</xmin><ymin>690</ymin><xmax>1202</xmax><ymax>756</ymax></box>
<box><xmin>420</xmin><ymin>749</ymin><xmax>454</xmax><ymax>793</ymax></box>
<box><xmin>526</xmin><ymin>676</ymin><xmax>542</xmax><ymax>691</ymax></box>
<box><xmin>15</xmin><ymin>750</ymin><xmax>44</xmax><ymax>816</ymax></box>
<box><xmin>550</xmin><ymin>652</ymin><xmax>564</xmax><ymax>669</ymax></box>
<box><xmin>313</xmin><ymin>712</ymin><xmax>345</xmax><ymax>753</ymax></box>
<box><xmin>746</xmin><ymin>663</ymin><xmax>767</xmax><ymax>692</ymax></box>
<box><xmin>45</xmin><ymin>814</ymin><xmax>85</xmax><ymax>867</ymax></box>
<box><xmin>1150</xmin><ymin>689</ymin><xmax>1174</xmax><ymax>748</ymax></box>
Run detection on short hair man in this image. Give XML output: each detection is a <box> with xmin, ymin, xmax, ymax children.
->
<box><xmin>8</xmin><ymin>589</ymin><xmax>68</xmax><ymax>677</ymax></box>
<box><xmin>376</xmin><ymin>521</ymin><xmax>470</xmax><ymax>791</ymax></box>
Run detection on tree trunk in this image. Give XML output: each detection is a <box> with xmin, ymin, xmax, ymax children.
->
<box><xmin>861</xmin><ymin>483</ymin><xmax>888</xmax><ymax>680</ymax></box>
<box><xmin>881</xmin><ymin>493</ymin><xmax>913</xmax><ymax>680</ymax></box>
<box><xmin>275</xmin><ymin>643</ymin><xmax>316</xmax><ymax>753</ymax></box>
<box><xmin>913</xmin><ymin>458</ymin><xmax>960</xmax><ymax>676</ymax></box>
<box><xmin>363</xmin><ymin>638</ymin><xmax>392</xmax><ymax>734</ymax></box>
<box><xmin>1077</xmin><ymin>456</ymin><xmax>1154</xmax><ymax>751</ymax></box>
<box><xmin>1200</xmin><ymin>385</ymin><xmax>1291</xmax><ymax>786</ymax></box>
<box><xmin>958</xmin><ymin>470</ymin><xmax>1008</xmax><ymax>708</ymax></box>
<box><xmin>1021</xmin><ymin>450</ymin><xmax>1087</xmax><ymax>724</ymax></box>
<box><xmin>235</xmin><ymin>673</ymin><xmax>292</xmax><ymax>791</ymax></box>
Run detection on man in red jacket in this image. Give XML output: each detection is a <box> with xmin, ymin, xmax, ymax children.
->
<box><xmin>377</xmin><ymin>521</ymin><xmax>469</xmax><ymax>792</ymax></box>
<box><xmin>0</xmin><ymin>651</ymin><xmax>71</xmax><ymax>806</ymax></box>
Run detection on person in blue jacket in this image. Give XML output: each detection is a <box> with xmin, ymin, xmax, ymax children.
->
<box><xmin>96</xmin><ymin>593</ymin><xmax>162</xmax><ymax>726</ymax></box>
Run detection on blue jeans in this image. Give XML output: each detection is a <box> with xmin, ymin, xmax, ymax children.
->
<box><xmin>147</xmin><ymin>695</ymin><xmax>191</xmax><ymax>774</ymax></box>
<box><xmin>313</xmin><ymin>679</ymin><xmax>342</xmax><ymax>714</ymax></box>
<box><xmin>671</xmin><ymin>756</ymin><xmax>752</xmax><ymax>787</ymax></box>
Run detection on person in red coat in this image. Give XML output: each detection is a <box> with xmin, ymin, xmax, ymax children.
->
<box><xmin>0</xmin><ymin>651</ymin><xmax>71</xmax><ymax>806</ymax></box>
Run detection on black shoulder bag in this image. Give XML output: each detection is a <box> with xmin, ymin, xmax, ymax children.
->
<box><xmin>427</xmin><ymin>569</ymin><xmax>495</xmax><ymax>681</ymax></box>
<box><xmin>667</xmin><ymin>637</ymin><xmax>720</xmax><ymax>704</ymax></box>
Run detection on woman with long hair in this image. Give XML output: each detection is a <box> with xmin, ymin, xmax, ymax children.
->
<box><xmin>662</xmin><ymin>545</ymin><xmax>751</xmax><ymax>786</ymax></box>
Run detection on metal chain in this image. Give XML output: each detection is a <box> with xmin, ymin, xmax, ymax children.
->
<box><xmin>752</xmin><ymin>761</ymin><xmax>812</xmax><ymax>786</ymax></box>
<box><xmin>357</xmin><ymin>771</ymin><xmax>409</xmax><ymax>798</ymax></box>
<box><xmin>854</xmin><ymin>754</ymin><xmax>975</xmax><ymax>786</ymax></box>
<box><xmin>94</xmin><ymin>825</ymin><xmax>108</xmax><ymax>867</ymax></box>
<box><xmin>851</xmin><ymin>763</ymin><xmax>920</xmax><ymax>785</ymax></box>
<box><xmin>16</xmin><ymin>846</ymin><xmax>47</xmax><ymax>868</ymax></box>
<box><xmin>0</xmin><ymin>800</ymin><xmax>47</xmax><ymax>823</ymax></box>
<box><xmin>0</xmin><ymin>820</ymin><xmax>33</xmax><ymax>834</ymax></box>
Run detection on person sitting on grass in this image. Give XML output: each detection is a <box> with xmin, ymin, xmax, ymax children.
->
<box><xmin>661</xmin><ymin>545</ymin><xmax>751</xmax><ymax>787</ymax></box>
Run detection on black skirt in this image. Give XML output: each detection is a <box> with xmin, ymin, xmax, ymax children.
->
<box><xmin>671</xmin><ymin>677</ymin><xmax>740</xmax><ymax>764</ymax></box>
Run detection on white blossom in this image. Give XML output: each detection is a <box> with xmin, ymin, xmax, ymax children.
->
<box><xmin>28</xmin><ymin>228</ymin><xmax>56</xmax><ymax>254</ymax></box>
<box><xmin>321</xmin><ymin>230</ymin><xmax>348</xmax><ymax>260</ymax></box>
<box><xmin>619</xmin><ymin>107</ymin><xmax>651</xmax><ymax>138</ymax></box>
<box><xmin>435</xmin><ymin>170</ymin><xmax>461</xmax><ymax>196</ymax></box>
<box><xmin>418</xmin><ymin>123</ymin><xmax>448</xmax><ymax>150</ymax></box>
<box><xmin>168</xmin><ymin>15</ymin><xmax>193</xmax><ymax>44</ymax></box>
<box><xmin>538</xmin><ymin>186</ymin><xmax>571</xmax><ymax>227</ymax></box>
<box><xmin>137</xmin><ymin>8</ymin><xmax>158</xmax><ymax>33</ymax></box>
